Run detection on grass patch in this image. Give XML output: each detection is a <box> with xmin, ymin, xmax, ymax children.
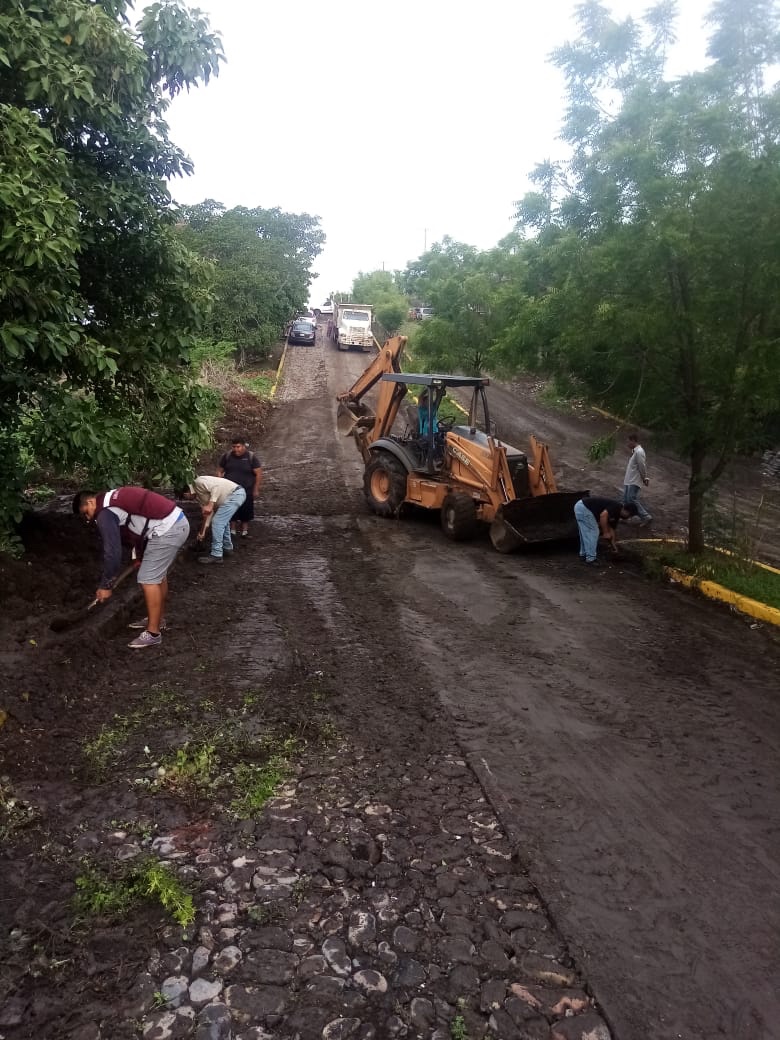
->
<box><xmin>82</xmin><ymin>716</ymin><xmax>135</xmax><ymax>779</ymax></box>
<box><xmin>538</xmin><ymin>381</ymin><xmax>584</xmax><ymax>415</ymax></box>
<box><xmin>242</xmin><ymin>372</ymin><xmax>275</xmax><ymax>398</ymax></box>
<box><xmin>230</xmin><ymin>735</ymin><xmax>297</xmax><ymax>818</ymax></box>
<box><xmin>451</xmin><ymin>1014</ymin><xmax>469</xmax><ymax>1040</ymax></box>
<box><xmin>151</xmin><ymin>726</ymin><xmax>298</xmax><ymax>811</ymax></box>
<box><xmin>74</xmin><ymin>859</ymin><xmax>195</xmax><ymax>927</ymax></box>
<box><xmin>157</xmin><ymin>741</ymin><xmax>219</xmax><ymax>796</ymax></box>
<box><xmin>640</xmin><ymin>543</ymin><xmax>780</xmax><ymax>610</ymax></box>
<box><xmin>81</xmin><ymin>687</ymin><xmax>190</xmax><ymax>778</ymax></box>
<box><xmin>230</xmin><ymin>758</ymin><xmax>286</xmax><ymax>817</ymax></box>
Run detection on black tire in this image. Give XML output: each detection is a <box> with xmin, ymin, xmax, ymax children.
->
<box><xmin>364</xmin><ymin>453</ymin><xmax>408</xmax><ymax>517</ymax></box>
<box><xmin>441</xmin><ymin>492</ymin><xmax>478</xmax><ymax>541</ymax></box>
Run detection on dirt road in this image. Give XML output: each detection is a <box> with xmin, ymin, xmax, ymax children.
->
<box><xmin>1</xmin><ymin>333</ymin><xmax>779</xmax><ymax>1040</ymax></box>
<box><xmin>275</xmin><ymin>339</ymin><xmax>780</xmax><ymax>1038</ymax></box>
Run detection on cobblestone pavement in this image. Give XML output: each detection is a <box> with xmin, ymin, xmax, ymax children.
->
<box><xmin>134</xmin><ymin>747</ymin><xmax>609</xmax><ymax>1040</ymax></box>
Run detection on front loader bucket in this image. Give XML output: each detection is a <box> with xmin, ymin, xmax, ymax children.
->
<box><xmin>337</xmin><ymin>400</ymin><xmax>373</xmax><ymax>436</ymax></box>
<box><xmin>489</xmin><ymin>491</ymin><xmax>588</xmax><ymax>554</ymax></box>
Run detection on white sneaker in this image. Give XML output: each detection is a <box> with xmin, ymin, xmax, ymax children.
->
<box><xmin>128</xmin><ymin>630</ymin><xmax>162</xmax><ymax>649</ymax></box>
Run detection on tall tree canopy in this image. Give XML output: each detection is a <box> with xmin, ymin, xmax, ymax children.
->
<box><xmin>174</xmin><ymin>201</ymin><xmax>325</xmax><ymax>364</ymax></box>
<box><xmin>511</xmin><ymin>0</ymin><xmax>780</xmax><ymax>550</ymax></box>
<box><xmin>349</xmin><ymin>270</ymin><xmax>408</xmax><ymax>334</ymax></box>
<box><xmin>402</xmin><ymin>238</ymin><xmax>510</xmax><ymax>376</ymax></box>
<box><xmin>0</xmin><ymin>0</ymin><xmax>224</xmax><ymax>536</ymax></box>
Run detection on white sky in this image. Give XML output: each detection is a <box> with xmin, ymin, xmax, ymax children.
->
<box><xmin>165</xmin><ymin>0</ymin><xmax>713</xmax><ymax>307</ymax></box>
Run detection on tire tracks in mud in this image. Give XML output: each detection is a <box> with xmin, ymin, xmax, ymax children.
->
<box><xmin>273</xmin><ymin>337</ymin><xmax>780</xmax><ymax>1039</ymax></box>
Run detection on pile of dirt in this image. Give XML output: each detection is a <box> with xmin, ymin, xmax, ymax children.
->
<box><xmin>212</xmin><ymin>385</ymin><xmax>272</xmax><ymax>455</ymax></box>
<box><xmin>0</xmin><ymin>384</ymin><xmax>272</xmax><ymax>650</ymax></box>
<box><xmin>0</xmin><ymin>510</ymin><xmax>101</xmax><ymax>647</ymax></box>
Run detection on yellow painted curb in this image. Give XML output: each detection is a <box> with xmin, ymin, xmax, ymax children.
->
<box><xmin>591</xmin><ymin>405</ymin><xmax>627</xmax><ymax>423</ymax></box>
<box><xmin>664</xmin><ymin>566</ymin><xmax>780</xmax><ymax>628</ymax></box>
<box><xmin>633</xmin><ymin>537</ymin><xmax>780</xmax><ymax>576</ymax></box>
<box><xmin>270</xmin><ymin>338</ymin><xmax>289</xmax><ymax>400</ymax></box>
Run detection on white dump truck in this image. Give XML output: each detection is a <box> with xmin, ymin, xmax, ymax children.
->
<box><xmin>327</xmin><ymin>302</ymin><xmax>374</xmax><ymax>352</ymax></box>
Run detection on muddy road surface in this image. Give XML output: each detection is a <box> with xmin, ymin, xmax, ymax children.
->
<box><xmin>0</xmin><ymin>331</ymin><xmax>778</xmax><ymax>1040</ymax></box>
<box><xmin>278</xmin><ymin>338</ymin><xmax>780</xmax><ymax>1038</ymax></box>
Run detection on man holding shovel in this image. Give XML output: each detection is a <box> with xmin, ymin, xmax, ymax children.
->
<box><xmin>73</xmin><ymin>488</ymin><xmax>189</xmax><ymax>648</ymax></box>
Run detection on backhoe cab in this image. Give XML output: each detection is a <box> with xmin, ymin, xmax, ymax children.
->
<box><xmin>336</xmin><ymin>336</ymin><xmax>586</xmax><ymax>551</ymax></box>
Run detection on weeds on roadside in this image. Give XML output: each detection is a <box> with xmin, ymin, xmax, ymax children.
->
<box><xmin>230</xmin><ymin>759</ymin><xmax>285</xmax><ymax>817</ymax></box>
<box><xmin>230</xmin><ymin>736</ymin><xmax>297</xmax><ymax>818</ymax></box>
<box><xmin>82</xmin><ymin>716</ymin><xmax>134</xmax><ymax>778</ymax></box>
<box><xmin>291</xmin><ymin>876</ymin><xmax>310</xmax><ymax>907</ymax></box>
<box><xmin>73</xmin><ymin>859</ymin><xmax>195</xmax><ymax>927</ymax></box>
<box><xmin>451</xmin><ymin>1013</ymin><xmax>469</xmax><ymax>1040</ymax></box>
<box><xmin>242</xmin><ymin>373</ymin><xmax>275</xmax><ymax>397</ymax></box>
<box><xmin>81</xmin><ymin>687</ymin><xmax>190</xmax><ymax>778</ymax></box>
<box><xmin>248</xmin><ymin>902</ymin><xmax>285</xmax><ymax>926</ymax></box>
<box><xmin>158</xmin><ymin>742</ymin><xmax>219</xmax><ymax>796</ymax></box>
<box><xmin>587</xmin><ymin>434</ymin><xmax>616</xmax><ymax>463</ymax></box>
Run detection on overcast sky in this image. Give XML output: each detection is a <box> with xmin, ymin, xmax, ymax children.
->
<box><xmin>165</xmin><ymin>0</ymin><xmax>713</xmax><ymax>307</ymax></box>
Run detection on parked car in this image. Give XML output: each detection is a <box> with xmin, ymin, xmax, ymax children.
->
<box><xmin>288</xmin><ymin>319</ymin><xmax>317</xmax><ymax>346</ymax></box>
<box><xmin>419</xmin><ymin>307</ymin><xmax>434</xmax><ymax>320</ymax></box>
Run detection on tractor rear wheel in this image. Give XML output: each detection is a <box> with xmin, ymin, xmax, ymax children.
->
<box><xmin>364</xmin><ymin>453</ymin><xmax>408</xmax><ymax>517</ymax></box>
<box><xmin>441</xmin><ymin>493</ymin><xmax>478</xmax><ymax>541</ymax></box>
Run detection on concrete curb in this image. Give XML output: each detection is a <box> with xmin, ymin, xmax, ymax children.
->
<box><xmin>664</xmin><ymin>566</ymin><xmax>780</xmax><ymax>628</ymax></box>
<box><xmin>270</xmin><ymin>338</ymin><xmax>289</xmax><ymax>399</ymax></box>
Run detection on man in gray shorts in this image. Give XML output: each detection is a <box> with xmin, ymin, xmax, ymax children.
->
<box><xmin>73</xmin><ymin>487</ymin><xmax>190</xmax><ymax>649</ymax></box>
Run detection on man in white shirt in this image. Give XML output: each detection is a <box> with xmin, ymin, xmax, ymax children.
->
<box><xmin>183</xmin><ymin>476</ymin><xmax>246</xmax><ymax>564</ymax></box>
<box><xmin>623</xmin><ymin>432</ymin><xmax>652</xmax><ymax>526</ymax></box>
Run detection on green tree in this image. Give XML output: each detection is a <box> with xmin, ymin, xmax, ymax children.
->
<box><xmin>0</xmin><ymin>0</ymin><xmax>224</xmax><ymax>536</ymax></box>
<box><xmin>512</xmin><ymin>0</ymin><xmax>780</xmax><ymax>551</ymax></box>
<box><xmin>350</xmin><ymin>270</ymin><xmax>408</xmax><ymax>334</ymax></box>
<box><xmin>175</xmin><ymin>201</ymin><xmax>325</xmax><ymax>365</ymax></box>
<box><xmin>403</xmin><ymin>239</ymin><xmax>500</xmax><ymax>375</ymax></box>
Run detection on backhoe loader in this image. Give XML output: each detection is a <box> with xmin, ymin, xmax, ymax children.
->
<box><xmin>336</xmin><ymin>336</ymin><xmax>587</xmax><ymax>551</ymax></box>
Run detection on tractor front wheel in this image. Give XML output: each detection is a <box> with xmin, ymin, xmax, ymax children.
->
<box><xmin>364</xmin><ymin>453</ymin><xmax>408</xmax><ymax>517</ymax></box>
<box><xmin>441</xmin><ymin>493</ymin><xmax>478</xmax><ymax>541</ymax></box>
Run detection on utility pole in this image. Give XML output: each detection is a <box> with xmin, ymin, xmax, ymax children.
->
<box><xmin>424</xmin><ymin>227</ymin><xmax>428</xmax><ymax>251</ymax></box>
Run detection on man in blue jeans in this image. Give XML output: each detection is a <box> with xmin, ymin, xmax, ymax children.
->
<box><xmin>623</xmin><ymin>432</ymin><xmax>652</xmax><ymax>525</ymax></box>
<box><xmin>574</xmin><ymin>496</ymin><xmax>637</xmax><ymax>565</ymax></box>
<box><xmin>183</xmin><ymin>476</ymin><xmax>246</xmax><ymax>564</ymax></box>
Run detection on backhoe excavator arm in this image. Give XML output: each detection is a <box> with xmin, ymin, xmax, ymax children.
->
<box><xmin>337</xmin><ymin>335</ymin><xmax>406</xmax><ymax>405</ymax></box>
<box><xmin>336</xmin><ymin>336</ymin><xmax>408</xmax><ymax>463</ymax></box>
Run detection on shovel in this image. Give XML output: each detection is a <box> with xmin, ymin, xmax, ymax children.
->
<box><xmin>50</xmin><ymin>564</ymin><xmax>136</xmax><ymax>632</ymax></box>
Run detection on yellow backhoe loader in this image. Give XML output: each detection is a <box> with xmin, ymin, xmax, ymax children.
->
<box><xmin>336</xmin><ymin>336</ymin><xmax>587</xmax><ymax>551</ymax></box>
